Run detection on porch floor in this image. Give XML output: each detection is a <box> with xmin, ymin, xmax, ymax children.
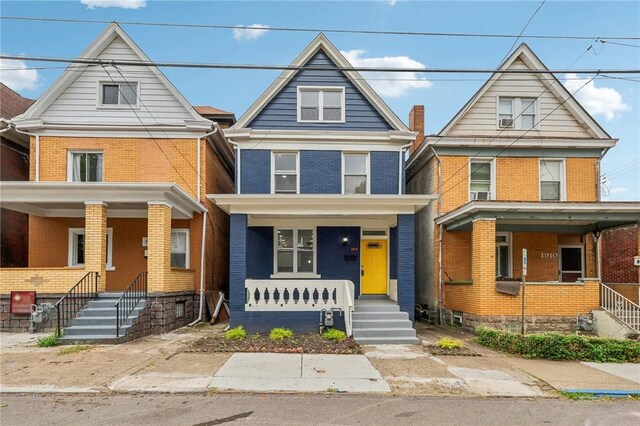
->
<box><xmin>353</xmin><ymin>296</ymin><xmax>419</xmax><ymax>345</ymax></box>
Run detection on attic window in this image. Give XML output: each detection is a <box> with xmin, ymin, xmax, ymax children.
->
<box><xmin>498</xmin><ymin>97</ymin><xmax>537</xmax><ymax>129</ymax></box>
<box><xmin>297</xmin><ymin>87</ymin><xmax>345</xmax><ymax>123</ymax></box>
<box><xmin>100</xmin><ymin>82</ymin><xmax>138</xmax><ymax>107</ymax></box>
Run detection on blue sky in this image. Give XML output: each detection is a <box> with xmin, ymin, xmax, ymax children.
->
<box><xmin>1</xmin><ymin>0</ymin><xmax>638</xmax><ymax>200</ymax></box>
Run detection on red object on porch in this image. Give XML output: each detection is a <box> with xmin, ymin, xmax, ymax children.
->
<box><xmin>10</xmin><ymin>291</ymin><xmax>36</xmax><ymax>315</ymax></box>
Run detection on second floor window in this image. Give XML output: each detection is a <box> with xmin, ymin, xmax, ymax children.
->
<box><xmin>498</xmin><ymin>97</ymin><xmax>537</xmax><ymax>129</ymax></box>
<box><xmin>540</xmin><ymin>159</ymin><xmax>564</xmax><ymax>201</ymax></box>
<box><xmin>343</xmin><ymin>153</ymin><xmax>368</xmax><ymax>194</ymax></box>
<box><xmin>273</xmin><ymin>152</ymin><xmax>298</xmax><ymax>193</ymax></box>
<box><xmin>469</xmin><ymin>160</ymin><xmax>493</xmax><ymax>200</ymax></box>
<box><xmin>100</xmin><ymin>82</ymin><xmax>138</xmax><ymax>107</ymax></box>
<box><xmin>298</xmin><ymin>87</ymin><xmax>345</xmax><ymax>122</ymax></box>
<box><xmin>70</xmin><ymin>152</ymin><xmax>103</xmax><ymax>182</ymax></box>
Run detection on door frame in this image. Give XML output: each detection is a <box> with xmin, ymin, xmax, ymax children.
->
<box><xmin>360</xmin><ymin>228</ymin><xmax>390</xmax><ymax>296</ymax></box>
<box><xmin>558</xmin><ymin>244</ymin><xmax>584</xmax><ymax>282</ymax></box>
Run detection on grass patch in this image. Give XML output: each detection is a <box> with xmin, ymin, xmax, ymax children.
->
<box><xmin>437</xmin><ymin>337</ymin><xmax>462</xmax><ymax>350</ymax></box>
<box><xmin>58</xmin><ymin>345</ymin><xmax>91</xmax><ymax>356</ymax></box>
<box><xmin>322</xmin><ymin>328</ymin><xmax>347</xmax><ymax>342</ymax></box>
<box><xmin>557</xmin><ymin>391</ymin><xmax>597</xmax><ymax>401</ymax></box>
<box><xmin>224</xmin><ymin>326</ymin><xmax>247</xmax><ymax>340</ymax></box>
<box><xmin>475</xmin><ymin>326</ymin><xmax>640</xmax><ymax>363</ymax></box>
<box><xmin>37</xmin><ymin>334</ymin><xmax>61</xmax><ymax>347</ymax></box>
<box><xmin>269</xmin><ymin>327</ymin><xmax>293</xmax><ymax>341</ymax></box>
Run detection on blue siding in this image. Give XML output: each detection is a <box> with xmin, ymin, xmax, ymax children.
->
<box><xmin>396</xmin><ymin>214</ymin><xmax>415</xmax><ymax>320</ymax></box>
<box><xmin>229</xmin><ymin>214</ymin><xmax>248</xmax><ymax>313</ymax></box>
<box><xmin>390</xmin><ymin>226</ymin><xmax>398</xmax><ymax>280</ymax></box>
<box><xmin>240</xmin><ymin>149</ymin><xmax>270</xmax><ymax>194</ymax></box>
<box><xmin>247</xmin><ymin>227</ymin><xmax>273</xmax><ymax>278</ymax></box>
<box><xmin>370</xmin><ymin>151</ymin><xmax>400</xmax><ymax>194</ymax></box>
<box><xmin>232</xmin><ymin>311</ymin><xmax>345</xmax><ymax>333</ymax></box>
<box><xmin>300</xmin><ymin>150</ymin><xmax>341</xmax><ymax>194</ymax></box>
<box><xmin>317</xmin><ymin>227</ymin><xmax>361</xmax><ymax>295</ymax></box>
<box><xmin>248</xmin><ymin>50</ymin><xmax>393</xmax><ymax>131</ymax></box>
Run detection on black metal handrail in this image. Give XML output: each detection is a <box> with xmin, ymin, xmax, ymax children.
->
<box><xmin>115</xmin><ymin>272</ymin><xmax>147</xmax><ymax>337</ymax></box>
<box><xmin>54</xmin><ymin>272</ymin><xmax>100</xmax><ymax>337</ymax></box>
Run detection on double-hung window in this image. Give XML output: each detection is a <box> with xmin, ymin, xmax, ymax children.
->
<box><xmin>68</xmin><ymin>228</ymin><xmax>113</xmax><ymax>269</ymax></box>
<box><xmin>69</xmin><ymin>151</ymin><xmax>103</xmax><ymax>182</ymax></box>
<box><xmin>498</xmin><ymin>97</ymin><xmax>537</xmax><ymax>129</ymax></box>
<box><xmin>498</xmin><ymin>98</ymin><xmax>514</xmax><ymax>128</ymax></box>
<box><xmin>298</xmin><ymin>87</ymin><xmax>345</xmax><ymax>122</ymax></box>
<box><xmin>275</xmin><ymin>228</ymin><xmax>315</xmax><ymax>275</ymax></box>
<box><xmin>171</xmin><ymin>229</ymin><xmax>189</xmax><ymax>269</ymax></box>
<box><xmin>273</xmin><ymin>152</ymin><xmax>298</xmax><ymax>193</ymax></box>
<box><xmin>100</xmin><ymin>81</ymin><xmax>138</xmax><ymax>107</ymax></box>
<box><xmin>469</xmin><ymin>160</ymin><xmax>493</xmax><ymax>200</ymax></box>
<box><xmin>540</xmin><ymin>159</ymin><xmax>564</xmax><ymax>201</ymax></box>
<box><xmin>343</xmin><ymin>153</ymin><xmax>368</xmax><ymax>194</ymax></box>
<box><xmin>495</xmin><ymin>233</ymin><xmax>512</xmax><ymax>278</ymax></box>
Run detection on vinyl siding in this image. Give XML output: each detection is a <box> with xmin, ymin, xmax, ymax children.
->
<box><xmin>248</xmin><ymin>50</ymin><xmax>392</xmax><ymax>131</ymax></box>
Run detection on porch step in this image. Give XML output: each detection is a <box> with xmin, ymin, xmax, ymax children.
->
<box><xmin>71</xmin><ymin>316</ymin><xmax>134</xmax><ymax>327</ymax></box>
<box><xmin>352</xmin><ymin>298</ymin><xmax>419</xmax><ymax>345</ymax></box>
<box><xmin>62</xmin><ymin>324</ymin><xmax>132</xmax><ymax>336</ymax></box>
<box><xmin>78</xmin><ymin>306</ymin><xmax>145</xmax><ymax>317</ymax></box>
<box><xmin>353</xmin><ymin>311</ymin><xmax>409</xmax><ymax>321</ymax></box>
<box><xmin>354</xmin><ymin>336</ymin><xmax>421</xmax><ymax>345</ymax></box>
<box><xmin>351</xmin><ymin>319</ymin><xmax>411</xmax><ymax>329</ymax></box>
<box><xmin>353</xmin><ymin>303</ymin><xmax>400</xmax><ymax>313</ymax></box>
<box><xmin>353</xmin><ymin>328</ymin><xmax>417</xmax><ymax>339</ymax></box>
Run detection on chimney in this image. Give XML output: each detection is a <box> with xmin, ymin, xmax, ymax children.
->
<box><xmin>408</xmin><ymin>105</ymin><xmax>425</xmax><ymax>155</ymax></box>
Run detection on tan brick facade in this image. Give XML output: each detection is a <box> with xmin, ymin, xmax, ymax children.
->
<box><xmin>84</xmin><ymin>202</ymin><xmax>107</xmax><ymax>291</ymax></box>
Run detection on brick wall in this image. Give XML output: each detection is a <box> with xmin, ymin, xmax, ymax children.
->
<box><xmin>0</xmin><ymin>268</ymin><xmax>89</xmax><ymax>294</ymax></box>
<box><xmin>601</xmin><ymin>224</ymin><xmax>639</xmax><ymax>284</ymax></box>
<box><xmin>370</xmin><ymin>151</ymin><xmax>400</xmax><ymax>194</ymax></box>
<box><xmin>240</xmin><ymin>149</ymin><xmax>270</xmax><ymax>194</ymax></box>
<box><xmin>1</xmin><ymin>137</ymin><xmax>29</xmax><ymax>267</ymax></box>
<box><xmin>397</xmin><ymin>214</ymin><xmax>415</xmax><ymax>320</ymax></box>
<box><xmin>229</xmin><ymin>214</ymin><xmax>248</xmax><ymax>312</ymax></box>
<box><xmin>300</xmin><ymin>150</ymin><xmax>341</xmax><ymax>193</ymax></box>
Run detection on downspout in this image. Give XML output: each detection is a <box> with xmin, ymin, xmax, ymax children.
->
<box><xmin>431</xmin><ymin>146</ymin><xmax>444</xmax><ymax>324</ymax></box>
<box><xmin>196</xmin><ymin>125</ymin><xmax>219</xmax><ymax>202</ymax></box>
<box><xmin>596</xmin><ymin>147</ymin><xmax>610</xmax><ymax>201</ymax></box>
<box><xmin>227</xmin><ymin>138</ymin><xmax>241</xmax><ymax>194</ymax></box>
<box><xmin>12</xmin><ymin>124</ymin><xmax>40</xmax><ymax>181</ymax></box>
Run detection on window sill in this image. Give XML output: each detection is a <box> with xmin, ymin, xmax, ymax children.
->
<box><xmin>171</xmin><ymin>268</ymin><xmax>194</xmax><ymax>272</ymax></box>
<box><xmin>269</xmin><ymin>273</ymin><xmax>321</xmax><ymax>279</ymax></box>
<box><xmin>97</xmin><ymin>105</ymin><xmax>140</xmax><ymax>110</ymax></box>
<box><xmin>297</xmin><ymin>120</ymin><xmax>345</xmax><ymax>124</ymax></box>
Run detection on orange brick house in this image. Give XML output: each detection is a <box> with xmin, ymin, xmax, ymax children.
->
<box><xmin>0</xmin><ymin>23</ymin><xmax>234</xmax><ymax>341</ymax></box>
<box><xmin>407</xmin><ymin>44</ymin><xmax>640</xmax><ymax>333</ymax></box>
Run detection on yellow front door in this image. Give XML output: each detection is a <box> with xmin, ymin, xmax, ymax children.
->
<box><xmin>361</xmin><ymin>239</ymin><xmax>388</xmax><ymax>294</ymax></box>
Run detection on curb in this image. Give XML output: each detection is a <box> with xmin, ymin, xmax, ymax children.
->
<box><xmin>560</xmin><ymin>388</ymin><xmax>640</xmax><ymax>398</ymax></box>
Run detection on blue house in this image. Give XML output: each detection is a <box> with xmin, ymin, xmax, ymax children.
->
<box><xmin>209</xmin><ymin>34</ymin><xmax>434</xmax><ymax>344</ymax></box>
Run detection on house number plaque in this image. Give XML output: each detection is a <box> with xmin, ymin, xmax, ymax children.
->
<box><xmin>540</xmin><ymin>252</ymin><xmax>558</xmax><ymax>259</ymax></box>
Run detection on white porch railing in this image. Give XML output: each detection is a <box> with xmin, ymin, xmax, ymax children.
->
<box><xmin>601</xmin><ymin>283</ymin><xmax>640</xmax><ymax>333</ymax></box>
<box><xmin>245</xmin><ymin>279</ymin><xmax>356</xmax><ymax>336</ymax></box>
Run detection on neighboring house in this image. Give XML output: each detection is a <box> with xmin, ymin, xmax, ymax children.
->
<box><xmin>1</xmin><ymin>83</ymin><xmax>34</xmax><ymax>267</ymax></box>
<box><xmin>0</xmin><ymin>23</ymin><xmax>235</xmax><ymax>341</ymax></box>
<box><xmin>407</xmin><ymin>43</ymin><xmax>640</xmax><ymax>333</ymax></box>
<box><xmin>600</xmin><ymin>224</ymin><xmax>640</xmax><ymax>304</ymax></box>
<box><xmin>209</xmin><ymin>34</ymin><xmax>434</xmax><ymax>344</ymax></box>
<box><xmin>194</xmin><ymin>106</ymin><xmax>236</xmax><ymax>129</ymax></box>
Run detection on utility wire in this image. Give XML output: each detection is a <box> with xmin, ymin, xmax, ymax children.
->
<box><xmin>498</xmin><ymin>0</ymin><xmax>546</xmax><ymax>64</ymax></box>
<box><xmin>599</xmin><ymin>40</ymin><xmax>640</xmax><ymax>48</ymax></box>
<box><xmin>2</xmin><ymin>16</ymin><xmax>639</xmax><ymax>41</ymax></box>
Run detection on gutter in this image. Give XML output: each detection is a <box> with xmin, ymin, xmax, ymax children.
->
<box><xmin>188</xmin><ymin>210</ymin><xmax>208</xmax><ymax>327</ymax></box>
<box><xmin>227</xmin><ymin>138</ymin><xmax>241</xmax><ymax>194</ymax></box>
<box><xmin>431</xmin><ymin>146</ymin><xmax>444</xmax><ymax>325</ymax></box>
<box><xmin>12</xmin><ymin>124</ymin><xmax>40</xmax><ymax>181</ymax></box>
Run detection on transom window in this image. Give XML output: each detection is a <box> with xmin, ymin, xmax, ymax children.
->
<box><xmin>69</xmin><ymin>151</ymin><xmax>103</xmax><ymax>182</ymax></box>
<box><xmin>540</xmin><ymin>159</ymin><xmax>565</xmax><ymax>201</ymax></box>
<box><xmin>275</xmin><ymin>228</ymin><xmax>315</xmax><ymax>274</ymax></box>
<box><xmin>495</xmin><ymin>233</ymin><xmax>512</xmax><ymax>278</ymax></box>
<box><xmin>68</xmin><ymin>228</ymin><xmax>113</xmax><ymax>269</ymax></box>
<box><xmin>469</xmin><ymin>159</ymin><xmax>493</xmax><ymax>200</ymax></box>
<box><xmin>343</xmin><ymin>153</ymin><xmax>368</xmax><ymax>194</ymax></box>
<box><xmin>273</xmin><ymin>152</ymin><xmax>298</xmax><ymax>193</ymax></box>
<box><xmin>498</xmin><ymin>97</ymin><xmax>537</xmax><ymax>129</ymax></box>
<box><xmin>100</xmin><ymin>82</ymin><xmax>138</xmax><ymax>106</ymax></box>
<box><xmin>171</xmin><ymin>229</ymin><xmax>189</xmax><ymax>269</ymax></box>
<box><xmin>297</xmin><ymin>87</ymin><xmax>345</xmax><ymax>122</ymax></box>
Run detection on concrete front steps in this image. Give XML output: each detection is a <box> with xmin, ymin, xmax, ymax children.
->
<box><xmin>352</xmin><ymin>296</ymin><xmax>420</xmax><ymax>345</ymax></box>
<box><xmin>59</xmin><ymin>293</ymin><xmax>145</xmax><ymax>344</ymax></box>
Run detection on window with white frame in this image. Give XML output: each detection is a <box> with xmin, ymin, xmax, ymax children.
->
<box><xmin>171</xmin><ymin>229</ymin><xmax>189</xmax><ymax>269</ymax></box>
<box><xmin>275</xmin><ymin>228</ymin><xmax>315</xmax><ymax>274</ymax></box>
<box><xmin>273</xmin><ymin>152</ymin><xmax>298</xmax><ymax>193</ymax></box>
<box><xmin>343</xmin><ymin>153</ymin><xmax>368</xmax><ymax>194</ymax></box>
<box><xmin>495</xmin><ymin>233</ymin><xmax>512</xmax><ymax>278</ymax></box>
<box><xmin>298</xmin><ymin>87</ymin><xmax>345</xmax><ymax>122</ymax></box>
<box><xmin>68</xmin><ymin>228</ymin><xmax>113</xmax><ymax>269</ymax></box>
<box><xmin>100</xmin><ymin>81</ymin><xmax>138</xmax><ymax>106</ymax></box>
<box><xmin>69</xmin><ymin>152</ymin><xmax>103</xmax><ymax>182</ymax></box>
<box><xmin>498</xmin><ymin>97</ymin><xmax>537</xmax><ymax>129</ymax></box>
<box><xmin>540</xmin><ymin>159</ymin><xmax>564</xmax><ymax>201</ymax></box>
<box><xmin>469</xmin><ymin>160</ymin><xmax>493</xmax><ymax>200</ymax></box>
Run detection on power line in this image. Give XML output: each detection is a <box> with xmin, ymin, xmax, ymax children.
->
<box><xmin>599</xmin><ymin>40</ymin><xmax>640</xmax><ymax>48</ymax></box>
<box><xmin>498</xmin><ymin>0</ymin><xmax>546</xmax><ymax>64</ymax></box>
<box><xmin>1</xmin><ymin>54</ymin><xmax>638</xmax><ymax>74</ymax></box>
<box><xmin>2</xmin><ymin>16</ymin><xmax>639</xmax><ymax>41</ymax></box>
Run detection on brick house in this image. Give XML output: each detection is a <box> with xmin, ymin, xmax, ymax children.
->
<box><xmin>0</xmin><ymin>23</ymin><xmax>234</xmax><ymax>341</ymax></box>
<box><xmin>407</xmin><ymin>43</ymin><xmax>640</xmax><ymax>333</ymax></box>
<box><xmin>600</xmin><ymin>224</ymin><xmax>640</xmax><ymax>304</ymax></box>
<box><xmin>208</xmin><ymin>34</ymin><xmax>433</xmax><ymax>344</ymax></box>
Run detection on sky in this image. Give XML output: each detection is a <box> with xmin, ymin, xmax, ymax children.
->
<box><xmin>1</xmin><ymin>0</ymin><xmax>639</xmax><ymax>200</ymax></box>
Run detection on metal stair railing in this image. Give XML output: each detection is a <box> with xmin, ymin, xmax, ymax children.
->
<box><xmin>54</xmin><ymin>272</ymin><xmax>100</xmax><ymax>337</ymax></box>
<box><xmin>601</xmin><ymin>283</ymin><xmax>640</xmax><ymax>333</ymax></box>
<box><xmin>115</xmin><ymin>272</ymin><xmax>147</xmax><ymax>338</ymax></box>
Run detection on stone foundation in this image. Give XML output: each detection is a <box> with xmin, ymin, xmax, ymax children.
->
<box><xmin>0</xmin><ymin>294</ymin><xmax>62</xmax><ymax>333</ymax></box>
<box><xmin>442</xmin><ymin>308</ymin><xmax>580</xmax><ymax>333</ymax></box>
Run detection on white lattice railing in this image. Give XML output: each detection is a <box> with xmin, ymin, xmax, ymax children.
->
<box><xmin>601</xmin><ymin>283</ymin><xmax>640</xmax><ymax>333</ymax></box>
<box><xmin>245</xmin><ymin>279</ymin><xmax>355</xmax><ymax>336</ymax></box>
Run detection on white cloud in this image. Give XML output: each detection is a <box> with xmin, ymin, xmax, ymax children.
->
<box><xmin>233</xmin><ymin>24</ymin><xmax>270</xmax><ymax>41</ymax></box>
<box><xmin>0</xmin><ymin>56</ymin><xmax>38</xmax><ymax>91</ymax></box>
<box><xmin>610</xmin><ymin>187</ymin><xmax>628</xmax><ymax>194</ymax></box>
<box><xmin>340</xmin><ymin>49</ymin><xmax>432</xmax><ymax>98</ymax></box>
<box><xmin>80</xmin><ymin>0</ymin><xmax>146</xmax><ymax>9</ymax></box>
<box><xmin>563</xmin><ymin>73</ymin><xmax>629</xmax><ymax>121</ymax></box>
<box><xmin>385</xmin><ymin>0</ymin><xmax>399</xmax><ymax>5</ymax></box>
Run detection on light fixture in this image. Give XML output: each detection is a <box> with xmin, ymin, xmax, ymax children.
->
<box><xmin>341</xmin><ymin>237</ymin><xmax>349</xmax><ymax>246</ymax></box>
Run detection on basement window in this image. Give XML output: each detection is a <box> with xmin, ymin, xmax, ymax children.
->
<box><xmin>175</xmin><ymin>301</ymin><xmax>185</xmax><ymax>319</ymax></box>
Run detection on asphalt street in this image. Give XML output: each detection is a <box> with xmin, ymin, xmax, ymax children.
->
<box><xmin>1</xmin><ymin>393</ymin><xmax>638</xmax><ymax>425</ymax></box>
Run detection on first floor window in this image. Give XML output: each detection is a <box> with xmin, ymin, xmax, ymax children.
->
<box><xmin>540</xmin><ymin>160</ymin><xmax>564</xmax><ymax>201</ymax></box>
<box><xmin>343</xmin><ymin>153</ymin><xmax>368</xmax><ymax>194</ymax></box>
<box><xmin>273</xmin><ymin>152</ymin><xmax>298</xmax><ymax>193</ymax></box>
<box><xmin>171</xmin><ymin>229</ymin><xmax>189</xmax><ymax>269</ymax></box>
<box><xmin>70</xmin><ymin>152</ymin><xmax>103</xmax><ymax>182</ymax></box>
<box><xmin>470</xmin><ymin>160</ymin><xmax>493</xmax><ymax>200</ymax></box>
<box><xmin>559</xmin><ymin>246</ymin><xmax>583</xmax><ymax>282</ymax></box>
<box><xmin>275</xmin><ymin>228</ymin><xmax>315</xmax><ymax>274</ymax></box>
<box><xmin>68</xmin><ymin>228</ymin><xmax>113</xmax><ymax>268</ymax></box>
<box><xmin>495</xmin><ymin>233</ymin><xmax>511</xmax><ymax>278</ymax></box>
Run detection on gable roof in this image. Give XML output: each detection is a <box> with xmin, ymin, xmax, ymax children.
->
<box><xmin>0</xmin><ymin>83</ymin><xmax>34</xmax><ymax>119</ymax></box>
<box><xmin>233</xmin><ymin>33</ymin><xmax>410</xmax><ymax>132</ymax></box>
<box><xmin>17</xmin><ymin>23</ymin><xmax>206</xmax><ymax>124</ymax></box>
<box><xmin>438</xmin><ymin>43</ymin><xmax>611</xmax><ymax>139</ymax></box>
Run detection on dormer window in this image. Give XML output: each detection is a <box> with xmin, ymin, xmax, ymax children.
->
<box><xmin>99</xmin><ymin>81</ymin><xmax>138</xmax><ymax>107</ymax></box>
<box><xmin>498</xmin><ymin>97</ymin><xmax>537</xmax><ymax>129</ymax></box>
<box><xmin>297</xmin><ymin>87</ymin><xmax>345</xmax><ymax>123</ymax></box>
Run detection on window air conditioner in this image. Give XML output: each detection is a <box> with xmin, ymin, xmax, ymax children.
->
<box><xmin>499</xmin><ymin>118</ymin><xmax>514</xmax><ymax>128</ymax></box>
<box><xmin>471</xmin><ymin>191</ymin><xmax>491</xmax><ymax>200</ymax></box>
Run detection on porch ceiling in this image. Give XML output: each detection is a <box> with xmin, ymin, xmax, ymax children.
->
<box><xmin>436</xmin><ymin>201</ymin><xmax>640</xmax><ymax>233</ymax></box>
<box><xmin>0</xmin><ymin>182</ymin><xmax>205</xmax><ymax>219</ymax></box>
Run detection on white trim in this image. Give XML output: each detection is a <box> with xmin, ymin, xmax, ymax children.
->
<box><xmin>67</xmin><ymin>150</ymin><xmax>104</xmax><ymax>183</ymax></box>
<box><xmin>232</xmin><ymin>33</ymin><xmax>411</xmax><ymax>132</ymax></box>
<box><xmin>296</xmin><ymin>86</ymin><xmax>346</xmax><ymax>123</ymax></box>
<box><xmin>539</xmin><ymin>158</ymin><xmax>567</xmax><ymax>202</ymax></box>
<box><xmin>68</xmin><ymin>227</ymin><xmax>114</xmax><ymax>270</ymax></box>
<box><xmin>468</xmin><ymin>157</ymin><xmax>496</xmax><ymax>201</ymax></box>
<box><xmin>249</xmin><ymin>216</ymin><xmax>396</xmax><ymax>228</ymax></box>
<box><xmin>271</xmin><ymin>151</ymin><xmax>300</xmax><ymax>194</ymax></box>
<box><xmin>558</xmin><ymin>244</ymin><xmax>584</xmax><ymax>282</ymax></box>
<box><xmin>341</xmin><ymin>152</ymin><xmax>370</xmax><ymax>195</ymax></box>
<box><xmin>359</xmin><ymin>233</ymin><xmax>390</xmax><ymax>296</ymax></box>
<box><xmin>422</xmin><ymin>137</ymin><xmax>617</xmax><ymax>150</ymax></box>
<box><xmin>171</xmin><ymin>228</ymin><xmax>190</xmax><ymax>269</ymax></box>
<box><xmin>495</xmin><ymin>232</ymin><xmax>513</xmax><ymax>278</ymax></box>
<box><xmin>272</xmin><ymin>227</ymin><xmax>318</xmax><ymax>278</ymax></box>
<box><xmin>96</xmin><ymin>80</ymin><xmax>141</xmax><ymax>109</ymax></box>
